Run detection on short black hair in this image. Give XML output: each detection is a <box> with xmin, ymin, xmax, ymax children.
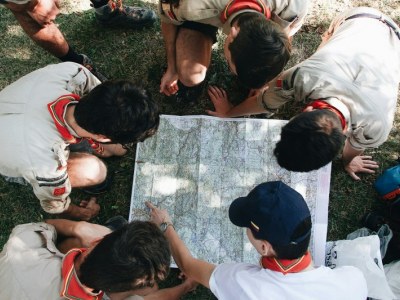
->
<box><xmin>272</xmin><ymin>217</ymin><xmax>311</xmax><ymax>259</ymax></box>
<box><xmin>79</xmin><ymin>221</ymin><xmax>170</xmax><ymax>293</ymax></box>
<box><xmin>229</xmin><ymin>13</ymin><xmax>291</xmax><ymax>89</ymax></box>
<box><xmin>274</xmin><ymin>110</ymin><xmax>345</xmax><ymax>172</ymax></box>
<box><xmin>74</xmin><ymin>80</ymin><xmax>159</xmax><ymax>145</ymax></box>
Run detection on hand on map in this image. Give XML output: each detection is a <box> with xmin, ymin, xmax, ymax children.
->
<box><xmin>344</xmin><ymin>155</ymin><xmax>379</xmax><ymax>180</ymax></box>
<box><xmin>146</xmin><ymin>201</ymin><xmax>172</xmax><ymax>226</ymax></box>
<box><xmin>206</xmin><ymin>86</ymin><xmax>233</xmax><ymax>118</ymax></box>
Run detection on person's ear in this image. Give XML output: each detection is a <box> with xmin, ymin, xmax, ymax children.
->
<box><xmin>230</xmin><ymin>25</ymin><xmax>240</xmax><ymax>40</ymax></box>
<box><xmin>260</xmin><ymin>241</ymin><xmax>275</xmax><ymax>256</ymax></box>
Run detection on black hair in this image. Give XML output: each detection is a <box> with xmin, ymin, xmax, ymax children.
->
<box><xmin>229</xmin><ymin>13</ymin><xmax>291</xmax><ymax>89</ymax></box>
<box><xmin>74</xmin><ymin>80</ymin><xmax>159</xmax><ymax>145</ymax></box>
<box><xmin>274</xmin><ymin>110</ymin><xmax>345</xmax><ymax>172</ymax></box>
<box><xmin>79</xmin><ymin>221</ymin><xmax>171</xmax><ymax>293</ymax></box>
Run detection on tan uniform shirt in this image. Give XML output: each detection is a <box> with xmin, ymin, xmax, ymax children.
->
<box><xmin>0</xmin><ymin>62</ymin><xmax>101</xmax><ymax>213</ymax></box>
<box><xmin>258</xmin><ymin>7</ymin><xmax>400</xmax><ymax>150</ymax></box>
<box><xmin>0</xmin><ymin>223</ymin><xmax>144</xmax><ymax>300</ymax></box>
<box><xmin>159</xmin><ymin>0</ymin><xmax>309</xmax><ymax>36</ymax></box>
<box><xmin>0</xmin><ymin>223</ymin><xmax>64</xmax><ymax>299</ymax></box>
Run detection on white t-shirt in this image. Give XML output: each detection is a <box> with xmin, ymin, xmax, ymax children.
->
<box><xmin>209</xmin><ymin>262</ymin><xmax>367</xmax><ymax>300</ymax></box>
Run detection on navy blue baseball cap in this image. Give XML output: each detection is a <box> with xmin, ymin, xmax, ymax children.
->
<box><xmin>229</xmin><ymin>181</ymin><xmax>311</xmax><ymax>247</ymax></box>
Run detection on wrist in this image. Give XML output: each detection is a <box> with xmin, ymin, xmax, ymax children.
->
<box><xmin>160</xmin><ymin>221</ymin><xmax>174</xmax><ymax>233</ymax></box>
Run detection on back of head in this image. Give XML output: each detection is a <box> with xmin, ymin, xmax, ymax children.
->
<box><xmin>229</xmin><ymin>181</ymin><xmax>312</xmax><ymax>259</ymax></box>
<box><xmin>274</xmin><ymin>110</ymin><xmax>345</xmax><ymax>172</ymax></box>
<box><xmin>79</xmin><ymin>221</ymin><xmax>170</xmax><ymax>294</ymax></box>
<box><xmin>230</xmin><ymin>13</ymin><xmax>291</xmax><ymax>89</ymax></box>
<box><xmin>74</xmin><ymin>80</ymin><xmax>160</xmax><ymax>145</ymax></box>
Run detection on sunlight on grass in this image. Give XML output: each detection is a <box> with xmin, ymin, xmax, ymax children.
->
<box><xmin>5</xmin><ymin>47</ymin><xmax>32</xmax><ymax>60</ymax></box>
<box><xmin>5</xmin><ymin>25</ymin><xmax>24</xmax><ymax>37</ymax></box>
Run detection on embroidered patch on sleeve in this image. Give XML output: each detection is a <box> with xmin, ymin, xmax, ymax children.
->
<box><xmin>53</xmin><ymin>187</ymin><xmax>66</xmax><ymax>196</ymax></box>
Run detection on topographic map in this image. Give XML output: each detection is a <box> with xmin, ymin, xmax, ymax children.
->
<box><xmin>130</xmin><ymin>115</ymin><xmax>331</xmax><ymax>266</ymax></box>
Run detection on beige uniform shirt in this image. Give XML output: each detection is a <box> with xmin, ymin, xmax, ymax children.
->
<box><xmin>258</xmin><ymin>7</ymin><xmax>400</xmax><ymax>150</ymax></box>
<box><xmin>0</xmin><ymin>223</ymin><xmax>64</xmax><ymax>299</ymax></box>
<box><xmin>0</xmin><ymin>62</ymin><xmax>100</xmax><ymax>213</ymax></box>
<box><xmin>159</xmin><ymin>0</ymin><xmax>309</xmax><ymax>36</ymax></box>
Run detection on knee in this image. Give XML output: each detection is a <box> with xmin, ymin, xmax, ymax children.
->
<box><xmin>178</xmin><ymin>65</ymin><xmax>207</xmax><ymax>87</ymax></box>
<box><xmin>68</xmin><ymin>154</ymin><xmax>107</xmax><ymax>187</ymax></box>
<box><xmin>82</xmin><ymin>156</ymin><xmax>107</xmax><ymax>185</ymax></box>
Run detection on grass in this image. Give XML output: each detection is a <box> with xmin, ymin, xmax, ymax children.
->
<box><xmin>0</xmin><ymin>0</ymin><xmax>399</xmax><ymax>299</ymax></box>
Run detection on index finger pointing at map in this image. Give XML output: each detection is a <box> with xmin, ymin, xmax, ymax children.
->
<box><xmin>145</xmin><ymin>201</ymin><xmax>155</xmax><ymax>210</ymax></box>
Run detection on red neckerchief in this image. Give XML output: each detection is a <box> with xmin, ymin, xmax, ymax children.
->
<box><xmin>261</xmin><ymin>251</ymin><xmax>312</xmax><ymax>275</ymax></box>
<box><xmin>303</xmin><ymin>100</ymin><xmax>347</xmax><ymax>130</ymax></box>
<box><xmin>47</xmin><ymin>94</ymin><xmax>104</xmax><ymax>155</ymax></box>
<box><xmin>48</xmin><ymin>94</ymin><xmax>81</xmax><ymax>144</ymax></box>
<box><xmin>61</xmin><ymin>248</ymin><xmax>104</xmax><ymax>300</ymax></box>
<box><xmin>221</xmin><ymin>0</ymin><xmax>271</xmax><ymax>23</ymax></box>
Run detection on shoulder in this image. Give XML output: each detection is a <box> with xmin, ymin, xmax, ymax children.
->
<box><xmin>319</xmin><ymin>265</ymin><xmax>367</xmax><ymax>289</ymax></box>
<box><xmin>211</xmin><ymin>262</ymin><xmax>260</xmax><ymax>281</ymax></box>
<box><xmin>209</xmin><ymin>263</ymin><xmax>260</xmax><ymax>298</ymax></box>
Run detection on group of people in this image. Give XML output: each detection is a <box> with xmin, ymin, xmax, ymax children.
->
<box><xmin>0</xmin><ymin>0</ymin><xmax>399</xmax><ymax>299</ymax></box>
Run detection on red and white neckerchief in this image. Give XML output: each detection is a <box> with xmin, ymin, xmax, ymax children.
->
<box><xmin>303</xmin><ymin>100</ymin><xmax>347</xmax><ymax>131</ymax></box>
<box><xmin>260</xmin><ymin>251</ymin><xmax>312</xmax><ymax>275</ymax></box>
<box><xmin>47</xmin><ymin>94</ymin><xmax>105</xmax><ymax>155</ymax></box>
<box><xmin>61</xmin><ymin>248</ymin><xmax>104</xmax><ymax>300</ymax></box>
<box><xmin>221</xmin><ymin>0</ymin><xmax>271</xmax><ymax>23</ymax></box>
<box><xmin>161</xmin><ymin>1</ymin><xmax>179</xmax><ymax>22</ymax></box>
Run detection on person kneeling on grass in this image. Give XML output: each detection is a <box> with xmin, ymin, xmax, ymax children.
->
<box><xmin>207</xmin><ymin>7</ymin><xmax>400</xmax><ymax>180</ymax></box>
<box><xmin>147</xmin><ymin>181</ymin><xmax>368</xmax><ymax>300</ymax></box>
<box><xmin>0</xmin><ymin>62</ymin><xmax>159</xmax><ymax>220</ymax></box>
<box><xmin>0</xmin><ymin>219</ymin><xmax>196</xmax><ymax>300</ymax></box>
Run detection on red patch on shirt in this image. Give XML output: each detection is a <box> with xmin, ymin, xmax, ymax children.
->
<box><xmin>53</xmin><ymin>187</ymin><xmax>66</xmax><ymax>196</ymax></box>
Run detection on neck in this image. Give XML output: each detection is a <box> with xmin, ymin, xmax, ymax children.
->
<box><xmin>73</xmin><ymin>251</ymin><xmax>86</xmax><ymax>278</ymax></box>
<box><xmin>65</xmin><ymin>105</ymin><xmax>92</xmax><ymax>138</ymax></box>
<box><xmin>261</xmin><ymin>251</ymin><xmax>314</xmax><ymax>274</ymax></box>
<box><xmin>65</xmin><ymin>105</ymin><xmax>82</xmax><ymax>135</ymax></box>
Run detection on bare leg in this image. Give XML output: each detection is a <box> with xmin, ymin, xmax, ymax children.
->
<box><xmin>6</xmin><ymin>0</ymin><xmax>69</xmax><ymax>57</ymax></box>
<box><xmin>67</xmin><ymin>152</ymin><xmax>107</xmax><ymax>188</ymax></box>
<box><xmin>176</xmin><ymin>28</ymin><xmax>213</xmax><ymax>87</ymax></box>
<box><xmin>108</xmin><ymin>278</ymin><xmax>197</xmax><ymax>300</ymax></box>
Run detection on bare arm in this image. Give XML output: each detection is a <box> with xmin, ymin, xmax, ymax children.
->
<box><xmin>45</xmin><ymin>218</ymin><xmax>111</xmax><ymax>252</ymax></box>
<box><xmin>164</xmin><ymin>226</ymin><xmax>216</xmax><ymax>288</ymax></box>
<box><xmin>143</xmin><ymin>278</ymin><xmax>197</xmax><ymax>300</ymax></box>
<box><xmin>97</xmin><ymin>143</ymin><xmax>127</xmax><ymax>158</ymax></box>
<box><xmin>342</xmin><ymin>138</ymin><xmax>379</xmax><ymax>180</ymax></box>
<box><xmin>160</xmin><ymin>22</ymin><xmax>179</xmax><ymax>95</ymax></box>
<box><xmin>206</xmin><ymin>86</ymin><xmax>268</xmax><ymax>118</ymax></box>
<box><xmin>146</xmin><ymin>202</ymin><xmax>216</xmax><ymax>288</ymax></box>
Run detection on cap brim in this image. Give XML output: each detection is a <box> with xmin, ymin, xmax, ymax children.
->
<box><xmin>229</xmin><ymin>196</ymin><xmax>251</xmax><ymax>228</ymax></box>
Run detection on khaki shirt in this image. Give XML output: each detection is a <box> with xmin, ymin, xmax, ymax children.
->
<box><xmin>0</xmin><ymin>223</ymin><xmax>64</xmax><ymax>299</ymax></box>
<box><xmin>159</xmin><ymin>0</ymin><xmax>309</xmax><ymax>36</ymax></box>
<box><xmin>0</xmin><ymin>62</ymin><xmax>101</xmax><ymax>213</ymax></box>
<box><xmin>258</xmin><ymin>7</ymin><xmax>400</xmax><ymax>150</ymax></box>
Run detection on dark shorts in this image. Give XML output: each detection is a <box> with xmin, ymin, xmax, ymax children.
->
<box><xmin>179</xmin><ymin>21</ymin><xmax>218</xmax><ymax>44</ymax></box>
<box><xmin>0</xmin><ymin>0</ymin><xmax>9</xmax><ymax>4</ymax></box>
